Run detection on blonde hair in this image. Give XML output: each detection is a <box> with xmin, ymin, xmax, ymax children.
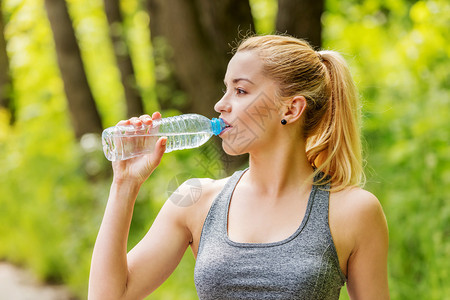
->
<box><xmin>236</xmin><ymin>35</ymin><xmax>364</xmax><ymax>191</ymax></box>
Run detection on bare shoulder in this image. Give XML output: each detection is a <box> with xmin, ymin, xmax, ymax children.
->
<box><xmin>330</xmin><ymin>187</ymin><xmax>388</xmax><ymax>248</ymax></box>
<box><xmin>163</xmin><ymin>176</ymin><xmax>230</xmax><ymax>223</ymax></box>
<box><xmin>330</xmin><ymin>188</ymin><xmax>390</xmax><ymax>296</ymax></box>
<box><xmin>165</xmin><ymin>175</ymin><xmax>230</xmax><ymax>253</ymax></box>
<box><xmin>329</xmin><ymin>187</ymin><xmax>389</xmax><ymax>277</ymax></box>
<box><xmin>166</xmin><ymin>176</ymin><xmax>229</xmax><ymax>208</ymax></box>
<box><xmin>331</xmin><ymin>187</ymin><xmax>385</xmax><ymax>218</ymax></box>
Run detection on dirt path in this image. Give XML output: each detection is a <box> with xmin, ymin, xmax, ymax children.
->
<box><xmin>0</xmin><ymin>262</ymin><xmax>76</xmax><ymax>300</ymax></box>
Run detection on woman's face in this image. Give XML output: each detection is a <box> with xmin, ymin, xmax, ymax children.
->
<box><xmin>215</xmin><ymin>50</ymin><xmax>284</xmax><ymax>155</ymax></box>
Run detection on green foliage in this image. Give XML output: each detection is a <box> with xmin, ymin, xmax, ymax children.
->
<box><xmin>249</xmin><ymin>0</ymin><xmax>278</xmax><ymax>34</ymax></box>
<box><xmin>323</xmin><ymin>0</ymin><xmax>450</xmax><ymax>298</ymax></box>
<box><xmin>0</xmin><ymin>0</ymin><xmax>448</xmax><ymax>299</ymax></box>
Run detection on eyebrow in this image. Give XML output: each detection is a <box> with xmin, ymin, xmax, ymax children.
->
<box><xmin>224</xmin><ymin>78</ymin><xmax>255</xmax><ymax>85</ymax></box>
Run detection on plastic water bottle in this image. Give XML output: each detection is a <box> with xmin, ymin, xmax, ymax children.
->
<box><xmin>102</xmin><ymin>114</ymin><xmax>227</xmax><ymax>161</ymax></box>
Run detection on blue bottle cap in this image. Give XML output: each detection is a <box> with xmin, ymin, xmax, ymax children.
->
<box><xmin>211</xmin><ymin>118</ymin><xmax>226</xmax><ymax>135</ymax></box>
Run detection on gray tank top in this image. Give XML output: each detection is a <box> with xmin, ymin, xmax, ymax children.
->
<box><xmin>194</xmin><ymin>169</ymin><xmax>346</xmax><ymax>299</ymax></box>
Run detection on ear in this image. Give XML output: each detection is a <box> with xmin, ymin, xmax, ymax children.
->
<box><xmin>282</xmin><ymin>96</ymin><xmax>307</xmax><ymax>123</ymax></box>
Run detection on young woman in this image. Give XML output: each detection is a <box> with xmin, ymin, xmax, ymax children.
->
<box><xmin>89</xmin><ymin>35</ymin><xmax>389</xmax><ymax>299</ymax></box>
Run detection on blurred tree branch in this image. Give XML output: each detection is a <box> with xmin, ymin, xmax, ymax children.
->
<box><xmin>44</xmin><ymin>0</ymin><xmax>103</xmax><ymax>138</ymax></box>
<box><xmin>0</xmin><ymin>0</ymin><xmax>14</xmax><ymax>124</ymax></box>
<box><xmin>103</xmin><ymin>0</ymin><xmax>144</xmax><ymax>118</ymax></box>
<box><xmin>276</xmin><ymin>0</ymin><xmax>324</xmax><ymax>49</ymax></box>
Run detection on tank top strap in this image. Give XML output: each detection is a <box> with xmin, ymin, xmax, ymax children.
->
<box><xmin>196</xmin><ymin>168</ymin><xmax>247</xmax><ymax>256</ymax></box>
<box><xmin>216</xmin><ymin>168</ymin><xmax>247</xmax><ymax>224</ymax></box>
<box><xmin>306</xmin><ymin>173</ymin><xmax>332</xmax><ymax>231</ymax></box>
<box><xmin>305</xmin><ymin>174</ymin><xmax>344</xmax><ymax>284</ymax></box>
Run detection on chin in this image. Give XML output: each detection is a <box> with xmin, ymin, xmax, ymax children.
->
<box><xmin>221</xmin><ymin>140</ymin><xmax>251</xmax><ymax>156</ymax></box>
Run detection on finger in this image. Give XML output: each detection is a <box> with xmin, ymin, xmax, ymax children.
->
<box><xmin>139</xmin><ymin>114</ymin><xmax>151</xmax><ymax>119</ymax></box>
<box><xmin>117</xmin><ymin>119</ymin><xmax>130</xmax><ymax>126</ymax></box>
<box><xmin>159</xmin><ymin>136</ymin><xmax>167</xmax><ymax>150</ymax></box>
<box><xmin>155</xmin><ymin>136</ymin><xmax>167</xmax><ymax>157</ymax></box>
<box><xmin>151</xmin><ymin>111</ymin><xmax>162</xmax><ymax>120</ymax></box>
<box><xmin>147</xmin><ymin>136</ymin><xmax>167</xmax><ymax>171</ymax></box>
<box><xmin>139</xmin><ymin>114</ymin><xmax>153</xmax><ymax>125</ymax></box>
<box><xmin>130</xmin><ymin>117</ymin><xmax>143</xmax><ymax>127</ymax></box>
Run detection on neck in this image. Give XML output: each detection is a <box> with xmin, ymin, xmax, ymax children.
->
<box><xmin>245</xmin><ymin>137</ymin><xmax>314</xmax><ymax>198</ymax></box>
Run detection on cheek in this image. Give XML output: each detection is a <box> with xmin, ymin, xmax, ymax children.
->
<box><xmin>238</xmin><ymin>92</ymin><xmax>283</xmax><ymax>134</ymax></box>
<box><xmin>221</xmin><ymin>112</ymin><xmax>280</xmax><ymax>155</ymax></box>
<box><xmin>220</xmin><ymin>120</ymin><xmax>259</xmax><ymax>155</ymax></box>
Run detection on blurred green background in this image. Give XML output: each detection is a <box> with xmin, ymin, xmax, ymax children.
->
<box><xmin>0</xmin><ymin>0</ymin><xmax>448</xmax><ymax>299</ymax></box>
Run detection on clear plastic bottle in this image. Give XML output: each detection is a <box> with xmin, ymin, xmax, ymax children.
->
<box><xmin>102</xmin><ymin>114</ymin><xmax>227</xmax><ymax>161</ymax></box>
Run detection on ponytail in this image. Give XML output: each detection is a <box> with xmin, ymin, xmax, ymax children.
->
<box><xmin>236</xmin><ymin>35</ymin><xmax>365</xmax><ymax>191</ymax></box>
<box><xmin>307</xmin><ymin>51</ymin><xmax>364</xmax><ymax>190</ymax></box>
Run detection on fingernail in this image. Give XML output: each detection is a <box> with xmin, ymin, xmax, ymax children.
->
<box><xmin>161</xmin><ymin>137</ymin><xmax>167</xmax><ymax>146</ymax></box>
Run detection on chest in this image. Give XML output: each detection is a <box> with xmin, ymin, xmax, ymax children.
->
<box><xmin>227</xmin><ymin>193</ymin><xmax>309</xmax><ymax>244</ymax></box>
<box><xmin>227</xmin><ymin>191</ymin><xmax>308</xmax><ymax>243</ymax></box>
<box><xmin>195</xmin><ymin>234</ymin><xmax>345</xmax><ymax>300</ymax></box>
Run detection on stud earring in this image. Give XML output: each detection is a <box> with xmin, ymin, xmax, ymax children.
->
<box><xmin>281</xmin><ymin>119</ymin><xmax>287</xmax><ymax>125</ymax></box>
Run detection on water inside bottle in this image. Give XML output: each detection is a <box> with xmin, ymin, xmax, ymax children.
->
<box><xmin>164</xmin><ymin>132</ymin><xmax>212</xmax><ymax>153</ymax></box>
<box><xmin>103</xmin><ymin>131</ymin><xmax>213</xmax><ymax>161</ymax></box>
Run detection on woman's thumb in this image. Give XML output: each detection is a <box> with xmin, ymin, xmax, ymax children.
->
<box><xmin>158</xmin><ymin>136</ymin><xmax>168</xmax><ymax>153</ymax></box>
<box><xmin>154</xmin><ymin>136</ymin><xmax>167</xmax><ymax>161</ymax></box>
<box><xmin>147</xmin><ymin>136</ymin><xmax>167</xmax><ymax>172</ymax></box>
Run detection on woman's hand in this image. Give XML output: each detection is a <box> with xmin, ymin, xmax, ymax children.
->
<box><xmin>111</xmin><ymin>112</ymin><xmax>167</xmax><ymax>186</ymax></box>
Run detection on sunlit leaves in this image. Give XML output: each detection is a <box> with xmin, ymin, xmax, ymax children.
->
<box><xmin>0</xmin><ymin>0</ymin><xmax>448</xmax><ymax>299</ymax></box>
<box><xmin>324</xmin><ymin>0</ymin><xmax>450</xmax><ymax>298</ymax></box>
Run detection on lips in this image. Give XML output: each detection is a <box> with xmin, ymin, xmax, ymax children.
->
<box><xmin>221</xmin><ymin>118</ymin><xmax>232</xmax><ymax>128</ymax></box>
<box><xmin>219</xmin><ymin>118</ymin><xmax>232</xmax><ymax>136</ymax></box>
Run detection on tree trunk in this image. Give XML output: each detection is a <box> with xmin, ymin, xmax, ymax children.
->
<box><xmin>44</xmin><ymin>0</ymin><xmax>103</xmax><ymax>138</ymax></box>
<box><xmin>148</xmin><ymin>0</ymin><xmax>254</xmax><ymax>118</ymax></box>
<box><xmin>0</xmin><ymin>2</ymin><xmax>14</xmax><ymax>124</ymax></box>
<box><xmin>103</xmin><ymin>0</ymin><xmax>144</xmax><ymax>118</ymax></box>
<box><xmin>147</xmin><ymin>0</ymin><xmax>253</xmax><ymax>173</ymax></box>
<box><xmin>276</xmin><ymin>0</ymin><xmax>324</xmax><ymax>49</ymax></box>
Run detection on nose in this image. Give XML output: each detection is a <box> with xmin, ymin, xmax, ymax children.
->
<box><xmin>214</xmin><ymin>94</ymin><xmax>231</xmax><ymax>114</ymax></box>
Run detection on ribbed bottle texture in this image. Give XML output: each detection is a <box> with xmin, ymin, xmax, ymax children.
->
<box><xmin>102</xmin><ymin>114</ymin><xmax>226</xmax><ymax>161</ymax></box>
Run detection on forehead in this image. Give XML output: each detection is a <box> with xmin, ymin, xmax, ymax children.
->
<box><xmin>224</xmin><ymin>51</ymin><xmax>265</xmax><ymax>82</ymax></box>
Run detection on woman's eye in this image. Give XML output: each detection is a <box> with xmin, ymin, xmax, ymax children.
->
<box><xmin>235</xmin><ymin>88</ymin><xmax>247</xmax><ymax>95</ymax></box>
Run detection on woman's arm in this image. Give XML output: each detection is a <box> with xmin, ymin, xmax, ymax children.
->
<box><xmin>346</xmin><ymin>190</ymin><xmax>390</xmax><ymax>299</ymax></box>
<box><xmin>88</xmin><ymin>113</ymin><xmax>192</xmax><ymax>299</ymax></box>
<box><xmin>88</xmin><ymin>178</ymin><xmax>146</xmax><ymax>299</ymax></box>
